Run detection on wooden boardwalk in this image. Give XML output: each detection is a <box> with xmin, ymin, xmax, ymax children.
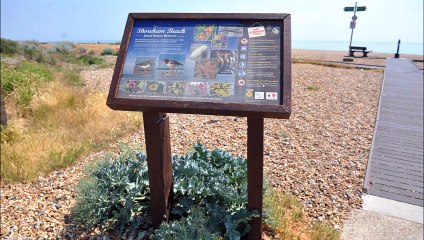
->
<box><xmin>364</xmin><ymin>58</ymin><xmax>423</xmax><ymax>207</ymax></box>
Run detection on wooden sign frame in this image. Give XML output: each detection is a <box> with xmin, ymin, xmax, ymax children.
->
<box><xmin>107</xmin><ymin>13</ymin><xmax>292</xmax><ymax>239</ymax></box>
<box><xmin>107</xmin><ymin>13</ymin><xmax>291</xmax><ymax>119</ymax></box>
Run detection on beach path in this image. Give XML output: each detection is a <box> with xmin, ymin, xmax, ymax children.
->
<box><xmin>342</xmin><ymin>58</ymin><xmax>423</xmax><ymax>240</ymax></box>
<box><xmin>364</xmin><ymin>58</ymin><xmax>423</xmax><ymax>208</ymax></box>
<box><xmin>363</xmin><ymin>58</ymin><xmax>423</xmax><ymax>223</ymax></box>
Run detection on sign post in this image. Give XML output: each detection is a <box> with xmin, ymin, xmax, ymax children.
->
<box><xmin>107</xmin><ymin>13</ymin><xmax>291</xmax><ymax>239</ymax></box>
<box><xmin>143</xmin><ymin>112</ymin><xmax>173</xmax><ymax>227</ymax></box>
<box><xmin>343</xmin><ymin>2</ymin><xmax>366</xmax><ymax>62</ymax></box>
<box><xmin>247</xmin><ymin>117</ymin><xmax>264</xmax><ymax>238</ymax></box>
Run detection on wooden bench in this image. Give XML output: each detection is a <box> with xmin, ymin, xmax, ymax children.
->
<box><xmin>349</xmin><ymin>46</ymin><xmax>372</xmax><ymax>57</ymax></box>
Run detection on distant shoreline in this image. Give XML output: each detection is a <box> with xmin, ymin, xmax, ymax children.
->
<box><xmin>4</xmin><ymin>38</ymin><xmax>423</xmax><ymax>56</ymax></box>
<box><xmin>72</xmin><ymin>40</ymin><xmax>424</xmax><ymax>55</ymax></box>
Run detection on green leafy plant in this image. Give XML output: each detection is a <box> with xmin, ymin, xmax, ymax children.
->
<box><xmin>1</xmin><ymin>61</ymin><xmax>53</xmax><ymax>108</ymax></box>
<box><xmin>172</xmin><ymin>144</ymin><xmax>249</xmax><ymax>211</ymax></box>
<box><xmin>0</xmin><ymin>38</ymin><xmax>20</xmax><ymax>55</ymax></box>
<box><xmin>73</xmin><ymin>144</ymin><xmax>259</xmax><ymax>239</ymax></box>
<box><xmin>78</xmin><ymin>54</ymin><xmax>105</xmax><ymax>65</ymax></box>
<box><xmin>153</xmin><ymin>207</ymin><xmax>221</xmax><ymax>240</ymax></box>
<box><xmin>72</xmin><ymin>146</ymin><xmax>151</xmax><ymax>234</ymax></box>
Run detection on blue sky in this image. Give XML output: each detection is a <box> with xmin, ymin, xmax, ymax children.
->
<box><xmin>1</xmin><ymin>0</ymin><xmax>423</xmax><ymax>44</ymax></box>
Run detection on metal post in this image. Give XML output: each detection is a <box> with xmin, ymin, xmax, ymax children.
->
<box><xmin>395</xmin><ymin>39</ymin><xmax>401</xmax><ymax>58</ymax></box>
<box><xmin>348</xmin><ymin>2</ymin><xmax>358</xmax><ymax>55</ymax></box>
<box><xmin>344</xmin><ymin>2</ymin><xmax>357</xmax><ymax>62</ymax></box>
<box><xmin>349</xmin><ymin>2</ymin><xmax>358</xmax><ymax>51</ymax></box>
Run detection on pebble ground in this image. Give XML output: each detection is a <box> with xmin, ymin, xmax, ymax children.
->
<box><xmin>1</xmin><ymin>52</ymin><xmax>384</xmax><ymax>239</ymax></box>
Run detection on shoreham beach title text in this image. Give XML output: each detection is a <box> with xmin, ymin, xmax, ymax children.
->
<box><xmin>137</xmin><ymin>28</ymin><xmax>186</xmax><ymax>38</ymax></box>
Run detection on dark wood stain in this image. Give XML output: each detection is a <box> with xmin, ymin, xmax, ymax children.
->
<box><xmin>247</xmin><ymin>117</ymin><xmax>264</xmax><ymax>240</ymax></box>
<box><xmin>143</xmin><ymin>112</ymin><xmax>173</xmax><ymax>227</ymax></box>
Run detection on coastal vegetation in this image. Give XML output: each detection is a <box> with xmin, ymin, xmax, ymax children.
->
<box><xmin>0</xmin><ymin>38</ymin><xmax>141</xmax><ymax>182</ymax></box>
<box><xmin>73</xmin><ymin>144</ymin><xmax>339</xmax><ymax>239</ymax></box>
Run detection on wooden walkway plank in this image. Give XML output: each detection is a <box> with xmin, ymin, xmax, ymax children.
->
<box><xmin>369</xmin><ymin>165</ymin><xmax>423</xmax><ymax>181</ymax></box>
<box><xmin>364</xmin><ymin>58</ymin><xmax>424</xmax><ymax>207</ymax></box>
<box><xmin>368</xmin><ymin>171</ymin><xmax>423</xmax><ymax>188</ymax></box>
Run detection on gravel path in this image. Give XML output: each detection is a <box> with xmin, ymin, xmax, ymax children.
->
<box><xmin>1</xmin><ymin>58</ymin><xmax>383</xmax><ymax>238</ymax></box>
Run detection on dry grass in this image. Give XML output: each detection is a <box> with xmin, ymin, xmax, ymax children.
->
<box><xmin>1</xmin><ymin>76</ymin><xmax>142</xmax><ymax>182</ymax></box>
<box><xmin>263</xmin><ymin>187</ymin><xmax>340</xmax><ymax>240</ymax></box>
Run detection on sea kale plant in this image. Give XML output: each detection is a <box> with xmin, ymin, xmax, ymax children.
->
<box><xmin>172</xmin><ymin>143</ymin><xmax>249</xmax><ymax>211</ymax></box>
<box><xmin>72</xmin><ymin>147</ymin><xmax>151</xmax><ymax>235</ymax></box>
<box><xmin>73</xmin><ymin>143</ymin><xmax>259</xmax><ymax>239</ymax></box>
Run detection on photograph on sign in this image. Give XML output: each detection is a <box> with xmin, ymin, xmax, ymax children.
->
<box><xmin>116</xmin><ymin>19</ymin><xmax>282</xmax><ymax>105</ymax></box>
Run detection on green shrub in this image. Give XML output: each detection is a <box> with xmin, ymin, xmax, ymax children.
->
<box><xmin>73</xmin><ymin>144</ymin><xmax>259</xmax><ymax>239</ymax></box>
<box><xmin>154</xmin><ymin>207</ymin><xmax>221</xmax><ymax>240</ymax></box>
<box><xmin>20</xmin><ymin>41</ymin><xmax>40</xmax><ymax>58</ymax></box>
<box><xmin>1</xmin><ymin>61</ymin><xmax>53</xmax><ymax>107</ymax></box>
<box><xmin>101</xmin><ymin>48</ymin><xmax>114</xmax><ymax>55</ymax></box>
<box><xmin>14</xmin><ymin>61</ymin><xmax>53</xmax><ymax>80</ymax></box>
<box><xmin>52</xmin><ymin>41</ymin><xmax>74</xmax><ymax>54</ymax></box>
<box><xmin>78</xmin><ymin>55</ymin><xmax>105</xmax><ymax>65</ymax></box>
<box><xmin>72</xmin><ymin>147</ymin><xmax>151</xmax><ymax>233</ymax></box>
<box><xmin>0</xmin><ymin>38</ymin><xmax>20</xmax><ymax>55</ymax></box>
<box><xmin>173</xmin><ymin>144</ymin><xmax>249</xmax><ymax>211</ymax></box>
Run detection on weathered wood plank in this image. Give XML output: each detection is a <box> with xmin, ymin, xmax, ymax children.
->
<box><xmin>369</xmin><ymin>171</ymin><xmax>423</xmax><ymax>188</ymax></box>
<box><xmin>364</xmin><ymin>58</ymin><xmax>423</xmax><ymax>206</ymax></box>
<box><xmin>370</xmin><ymin>163</ymin><xmax>422</xmax><ymax>181</ymax></box>
<box><xmin>143</xmin><ymin>112</ymin><xmax>173</xmax><ymax>228</ymax></box>
<box><xmin>367</xmin><ymin>182</ymin><xmax>424</xmax><ymax>200</ymax></box>
<box><xmin>368</xmin><ymin>176</ymin><xmax>423</xmax><ymax>193</ymax></box>
<box><xmin>367</xmin><ymin>188</ymin><xmax>424</xmax><ymax>206</ymax></box>
<box><xmin>371</xmin><ymin>158</ymin><xmax>423</xmax><ymax>171</ymax></box>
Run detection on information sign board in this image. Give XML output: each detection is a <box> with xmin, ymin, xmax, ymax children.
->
<box><xmin>107</xmin><ymin>13</ymin><xmax>291</xmax><ymax>119</ymax></box>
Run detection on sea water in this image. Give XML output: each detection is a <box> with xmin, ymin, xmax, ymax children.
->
<box><xmin>293</xmin><ymin>40</ymin><xmax>423</xmax><ymax>55</ymax></box>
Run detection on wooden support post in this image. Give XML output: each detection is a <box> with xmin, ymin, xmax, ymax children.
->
<box><xmin>247</xmin><ymin>117</ymin><xmax>264</xmax><ymax>240</ymax></box>
<box><xmin>143</xmin><ymin>112</ymin><xmax>173</xmax><ymax>229</ymax></box>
